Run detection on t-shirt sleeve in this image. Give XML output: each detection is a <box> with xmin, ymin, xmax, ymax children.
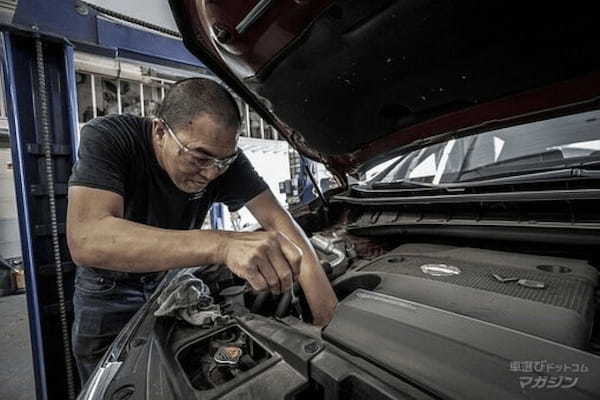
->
<box><xmin>214</xmin><ymin>150</ymin><xmax>269</xmax><ymax>212</ymax></box>
<box><xmin>68</xmin><ymin>122</ymin><xmax>130</xmax><ymax>196</ymax></box>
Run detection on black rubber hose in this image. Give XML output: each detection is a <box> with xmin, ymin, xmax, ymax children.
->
<box><xmin>250</xmin><ymin>292</ymin><xmax>269</xmax><ymax>313</ymax></box>
<box><xmin>275</xmin><ymin>292</ymin><xmax>292</xmax><ymax>318</ymax></box>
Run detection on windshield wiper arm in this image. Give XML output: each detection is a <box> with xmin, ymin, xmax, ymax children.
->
<box><xmin>370</xmin><ymin>168</ymin><xmax>600</xmax><ymax>191</ymax></box>
<box><xmin>460</xmin><ymin>149</ymin><xmax>565</xmax><ymax>179</ymax></box>
<box><xmin>460</xmin><ymin>151</ymin><xmax>600</xmax><ymax>182</ymax></box>
<box><xmin>371</xmin><ymin>179</ymin><xmax>440</xmax><ymax>189</ymax></box>
<box><xmin>453</xmin><ymin>167</ymin><xmax>600</xmax><ymax>187</ymax></box>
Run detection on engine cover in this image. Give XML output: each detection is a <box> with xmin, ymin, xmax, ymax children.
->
<box><xmin>334</xmin><ymin>243</ymin><xmax>598</xmax><ymax>348</ymax></box>
<box><xmin>323</xmin><ymin>289</ymin><xmax>600</xmax><ymax>400</ymax></box>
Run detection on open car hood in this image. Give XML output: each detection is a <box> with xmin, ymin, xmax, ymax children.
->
<box><xmin>169</xmin><ymin>1</ymin><xmax>600</xmax><ymax>178</ymax></box>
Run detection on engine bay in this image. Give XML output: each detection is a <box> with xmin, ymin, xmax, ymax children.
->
<box><xmin>99</xmin><ymin>228</ymin><xmax>600</xmax><ymax>399</ymax></box>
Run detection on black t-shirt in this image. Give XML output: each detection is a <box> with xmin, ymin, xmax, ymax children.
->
<box><xmin>69</xmin><ymin>114</ymin><xmax>268</xmax><ymax>274</ymax></box>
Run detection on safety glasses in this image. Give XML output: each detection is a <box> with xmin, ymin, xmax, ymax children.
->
<box><xmin>159</xmin><ymin>118</ymin><xmax>239</xmax><ymax>171</ymax></box>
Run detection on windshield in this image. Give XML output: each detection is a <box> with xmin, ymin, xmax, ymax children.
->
<box><xmin>373</xmin><ymin>109</ymin><xmax>600</xmax><ymax>185</ymax></box>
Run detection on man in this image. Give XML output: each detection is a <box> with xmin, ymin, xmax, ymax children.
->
<box><xmin>67</xmin><ymin>78</ymin><xmax>337</xmax><ymax>384</ymax></box>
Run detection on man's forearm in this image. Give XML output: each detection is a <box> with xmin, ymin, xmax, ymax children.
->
<box><xmin>69</xmin><ymin>215</ymin><xmax>226</xmax><ymax>272</ymax></box>
<box><xmin>297</xmin><ymin>249</ymin><xmax>338</xmax><ymax>326</ymax></box>
<box><xmin>262</xmin><ymin>215</ymin><xmax>338</xmax><ymax>325</ymax></box>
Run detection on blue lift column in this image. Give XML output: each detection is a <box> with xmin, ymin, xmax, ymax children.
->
<box><xmin>1</xmin><ymin>31</ymin><xmax>79</xmax><ymax>399</ymax></box>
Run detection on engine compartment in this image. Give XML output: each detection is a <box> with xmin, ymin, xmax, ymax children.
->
<box><xmin>168</xmin><ymin>235</ymin><xmax>600</xmax><ymax>397</ymax></box>
<box><xmin>99</xmin><ymin>224</ymin><xmax>600</xmax><ymax>399</ymax></box>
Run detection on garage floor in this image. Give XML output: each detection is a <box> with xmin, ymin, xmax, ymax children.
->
<box><xmin>0</xmin><ymin>293</ymin><xmax>35</xmax><ymax>400</ymax></box>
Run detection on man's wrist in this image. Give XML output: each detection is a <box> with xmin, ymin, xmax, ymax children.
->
<box><xmin>212</xmin><ymin>230</ymin><xmax>231</xmax><ymax>265</ymax></box>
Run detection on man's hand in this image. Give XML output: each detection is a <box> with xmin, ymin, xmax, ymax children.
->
<box><xmin>220</xmin><ymin>231</ymin><xmax>303</xmax><ymax>294</ymax></box>
<box><xmin>246</xmin><ymin>191</ymin><xmax>338</xmax><ymax>327</ymax></box>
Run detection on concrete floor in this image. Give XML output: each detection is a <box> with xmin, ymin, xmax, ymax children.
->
<box><xmin>0</xmin><ymin>293</ymin><xmax>35</xmax><ymax>400</ymax></box>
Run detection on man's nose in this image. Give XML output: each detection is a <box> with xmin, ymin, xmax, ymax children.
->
<box><xmin>201</xmin><ymin>165</ymin><xmax>221</xmax><ymax>181</ymax></box>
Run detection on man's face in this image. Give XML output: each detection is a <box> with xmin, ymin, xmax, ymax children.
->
<box><xmin>154</xmin><ymin>113</ymin><xmax>238</xmax><ymax>193</ymax></box>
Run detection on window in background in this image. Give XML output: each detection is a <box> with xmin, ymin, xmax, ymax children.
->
<box><xmin>264</xmin><ymin>124</ymin><xmax>275</xmax><ymax>140</ymax></box>
<box><xmin>159</xmin><ymin>79</ymin><xmax>172</xmax><ymax>100</ymax></box>
<box><xmin>95</xmin><ymin>77</ymin><xmax>119</xmax><ymax>116</ymax></box>
<box><xmin>249</xmin><ymin>110</ymin><xmax>262</xmax><ymax>138</ymax></box>
<box><xmin>142</xmin><ymin>83</ymin><xmax>162</xmax><ymax>117</ymax></box>
<box><xmin>242</xmin><ymin>104</ymin><xmax>251</xmax><ymax>137</ymax></box>
<box><xmin>120</xmin><ymin>79</ymin><xmax>141</xmax><ymax>116</ymax></box>
<box><xmin>238</xmin><ymin>101</ymin><xmax>283</xmax><ymax>140</ymax></box>
<box><xmin>75</xmin><ymin>72</ymin><xmax>94</xmax><ymax>123</ymax></box>
<box><xmin>236</xmin><ymin>98</ymin><xmax>247</xmax><ymax>137</ymax></box>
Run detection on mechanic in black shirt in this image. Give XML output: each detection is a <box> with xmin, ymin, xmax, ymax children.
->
<box><xmin>67</xmin><ymin>78</ymin><xmax>337</xmax><ymax>383</ymax></box>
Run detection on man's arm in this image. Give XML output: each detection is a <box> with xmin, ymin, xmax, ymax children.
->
<box><xmin>67</xmin><ymin>186</ymin><xmax>225</xmax><ymax>271</ymax></box>
<box><xmin>245</xmin><ymin>190</ymin><xmax>338</xmax><ymax>326</ymax></box>
<box><xmin>67</xmin><ymin>186</ymin><xmax>303</xmax><ymax>294</ymax></box>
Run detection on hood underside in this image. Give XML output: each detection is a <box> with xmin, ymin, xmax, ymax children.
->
<box><xmin>170</xmin><ymin>0</ymin><xmax>600</xmax><ymax>177</ymax></box>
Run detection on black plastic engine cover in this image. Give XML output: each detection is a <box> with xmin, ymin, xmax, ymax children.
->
<box><xmin>335</xmin><ymin>244</ymin><xmax>597</xmax><ymax>348</ymax></box>
<box><xmin>324</xmin><ymin>289</ymin><xmax>600</xmax><ymax>400</ymax></box>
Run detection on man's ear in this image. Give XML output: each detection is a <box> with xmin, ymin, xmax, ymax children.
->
<box><xmin>153</xmin><ymin>119</ymin><xmax>166</xmax><ymax>143</ymax></box>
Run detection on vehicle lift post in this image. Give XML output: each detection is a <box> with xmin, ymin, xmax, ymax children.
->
<box><xmin>1</xmin><ymin>28</ymin><xmax>80</xmax><ymax>400</ymax></box>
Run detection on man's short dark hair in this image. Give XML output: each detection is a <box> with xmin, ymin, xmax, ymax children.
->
<box><xmin>157</xmin><ymin>78</ymin><xmax>241</xmax><ymax>134</ymax></box>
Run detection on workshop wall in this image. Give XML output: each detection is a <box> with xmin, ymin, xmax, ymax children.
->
<box><xmin>0</xmin><ymin>145</ymin><xmax>21</xmax><ymax>259</ymax></box>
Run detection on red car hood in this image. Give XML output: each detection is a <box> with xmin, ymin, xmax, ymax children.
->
<box><xmin>169</xmin><ymin>1</ymin><xmax>600</xmax><ymax>178</ymax></box>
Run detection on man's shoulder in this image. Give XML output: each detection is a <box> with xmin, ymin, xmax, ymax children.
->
<box><xmin>84</xmin><ymin>114</ymin><xmax>151</xmax><ymax>136</ymax></box>
<box><xmin>77</xmin><ymin>114</ymin><xmax>154</xmax><ymax>162</ymax></box>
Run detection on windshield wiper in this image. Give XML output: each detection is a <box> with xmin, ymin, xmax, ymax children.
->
<box><xmin>371</xmin><ymin>179</ymin><xmax>440</xmax><ymax>189</ymax></box>
<box><xmin>454</xmin><ymin>167</ymin><xmax>600</xmax><ymax>186</ymax></box>
<box><xmin>459</xmin><ymin>151</ymin><xmax>600</xmax><ymax>182</ymax></box>
<box><xmin>369</xmin><ymin>167</ymin><xmax>600</xmax><ymax>191</ymax></box>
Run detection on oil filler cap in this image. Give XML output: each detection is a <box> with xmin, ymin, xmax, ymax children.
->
<box><xmin>214</xmin><ymin>346</ymin><xmax>243</xmax><ymax>365</ymax></box>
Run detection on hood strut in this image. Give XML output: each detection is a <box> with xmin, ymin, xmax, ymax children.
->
<box><xmin>303</xmin><ymin>158</ymin><xmax>329</xmax><ymax>209</ymax></box>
